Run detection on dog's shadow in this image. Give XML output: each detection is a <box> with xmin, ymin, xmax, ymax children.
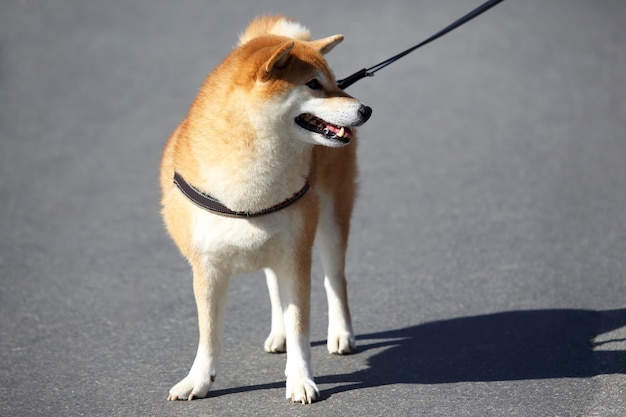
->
<box><xmin>211</xmin><ymin>308</ymin><xmax>626</xmax><ymax>399</ymax></box>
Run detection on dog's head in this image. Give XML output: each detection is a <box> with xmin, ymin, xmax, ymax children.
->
<box><xmin>236</xmin><ymin>34</ymin><xmax>372</xmax><ymax>148</ymax></box>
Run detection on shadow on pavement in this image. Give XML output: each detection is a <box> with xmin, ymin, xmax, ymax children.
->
<box><xmin>316</xmin><ymin>308</ymin><xmax>626</xmax><ymax>399</ymax></box>
<box><xmin>208</xmin><ymin>309</ymin><xmax>626</xmax><ymax>400</ymax></box>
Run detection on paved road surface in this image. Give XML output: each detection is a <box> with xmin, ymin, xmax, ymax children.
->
<box><xmin>1</xmin><ymin>1</ymin><xmax>625</xmax><ymax>416</ymax></box>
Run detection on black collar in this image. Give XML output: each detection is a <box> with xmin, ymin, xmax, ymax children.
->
<box><xmin>173</xmin><ymin>172</ymin><xmax>310</xmax><ymax>218</ymax></box>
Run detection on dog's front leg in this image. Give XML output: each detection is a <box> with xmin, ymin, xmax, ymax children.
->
<box><xmin>264</xmin><ymin>268</ymin><xmax>287</xmax><ymax>353</ymax></box>
<box><xmin>270</xmin><ymin>260</ymin><xmax>320</xmax><ymax>404</ymax></box>
<box><xmin>168</xmin><ymin>262</ymin><xmax>229</xmax><ymax>401</ymax></box>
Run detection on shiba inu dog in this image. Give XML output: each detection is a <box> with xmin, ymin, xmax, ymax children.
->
<box><xmin>159</xmin><ymin>15</ymin><xmax>372</xmax><ymax>404</ymax></box>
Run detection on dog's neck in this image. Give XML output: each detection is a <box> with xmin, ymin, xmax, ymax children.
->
<box><xmin>186</xmin><ymin>133</ymin><xmax>313</xmax><ymax>215</ymax></box>
<box><xmin>173</xmin><ymin>171</ymin><xmax>310</xmax><ymax>217</ymax></box>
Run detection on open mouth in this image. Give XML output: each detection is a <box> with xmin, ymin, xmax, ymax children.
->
<box><xmin>295</xmin><ymin>114</ymin><xmax>353</xmax><ymax>144</ymax></box>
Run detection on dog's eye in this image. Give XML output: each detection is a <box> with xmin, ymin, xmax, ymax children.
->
<box><xmin>306</xmin><ymin>79</ymin><xmax>322</xmax><ymax>90</ymax></box>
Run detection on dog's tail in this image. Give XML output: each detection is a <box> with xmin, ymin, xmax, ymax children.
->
<box><xmin>238</xmin><ymin>15</ymin><xmax>311</xmax><ymax>45</ymax></box>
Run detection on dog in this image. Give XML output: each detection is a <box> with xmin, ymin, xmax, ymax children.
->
<box><xmin>159</xmin><ymin>15</ymin><xmax>372</xmax><ymax>404</ymax></box>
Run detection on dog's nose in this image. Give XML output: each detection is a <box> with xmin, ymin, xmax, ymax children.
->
<box><xmin>359</xmin><ymin>105</ymin><xmax>373</xmax><ymax>124</ymax></box>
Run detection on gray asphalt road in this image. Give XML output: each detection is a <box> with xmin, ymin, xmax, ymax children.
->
<box><xmin>1</xmin><ymin>1</ymin><xmax>625</xmax><ymax>416</ymax></box>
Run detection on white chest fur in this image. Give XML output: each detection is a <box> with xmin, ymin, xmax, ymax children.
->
<box><xmin>190</xmin><ymin>206</ymin><xmax>301</xmax><ymax>274</ymax></box>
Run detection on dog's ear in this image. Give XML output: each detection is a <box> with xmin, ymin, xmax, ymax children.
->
<box><xmin>308</xmin><ymin>34</ymin><xmax>344</xmax><ymax>55</ymax></box>
<box><xmin>259</xmin><ymin>41</ymin><xmax>295</xmax><ymax>81</ymax></box>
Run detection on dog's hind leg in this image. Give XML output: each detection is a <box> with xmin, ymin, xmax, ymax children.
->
<box><xmin>264</xmin><ymin>268</ymin><xmax>287</xmax><ymax>353</ymax></box>
<box><xmin>316</xmin><ymin>192</ymin><xmax>356</xmax><ymax>355</ymax></box>
<box><xmin>168</xmin><ymin>261</ymin><xmax>230</xmax><ymax>401</ymax></box>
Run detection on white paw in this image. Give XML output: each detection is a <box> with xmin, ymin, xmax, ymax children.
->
<box><xmin>167</xmin><ymin>373</ymin><xmax>214</xmax><ymax>401</ymax></box>
<box><xmin>327</xmin><ymin>329</ymin><xmax>355</xmax><ymax>355</ymax></box>
<box><xmin>264</xmin><ymin>332</ymin><xmax>287</xmax><ymax>353</ymax></box>
<box><xmin>286</xmin><ymin>377</ymin><xmax>320</xmax><ymax>404</ymax></box>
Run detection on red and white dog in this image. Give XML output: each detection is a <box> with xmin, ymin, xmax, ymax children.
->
<box><xmin>160</xmin><ymin>15</ymin><xmax>371</xmax><ymax>403</ymax></box>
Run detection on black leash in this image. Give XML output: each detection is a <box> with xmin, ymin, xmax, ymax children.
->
<box><xmin>336</xmin><ymin>0</ymin><xmax>506</xmax><ymax>90</ymax></box>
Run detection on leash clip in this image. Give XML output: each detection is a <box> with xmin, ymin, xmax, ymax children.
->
<box><xmin>337</xmin><ymin>68</ymin><xmax>374</xmax><ymax>90</ymax></box>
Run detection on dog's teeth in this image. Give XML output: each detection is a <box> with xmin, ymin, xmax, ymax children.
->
<box><xmin>337</xmin><ymin>127</ymin><xmax>345</xmax><ymax>138</ymax></box>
